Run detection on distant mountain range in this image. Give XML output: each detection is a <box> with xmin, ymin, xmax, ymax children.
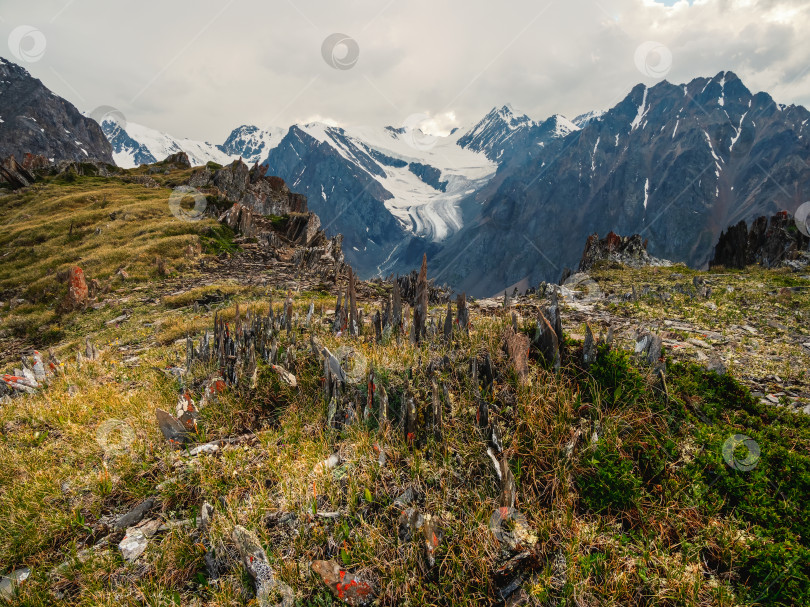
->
<box><xmin>2</xmin><ymin>55</ymin><xmax>807</xmax><ymax>296</ymax></box>
<box><xmin>434</xmin><ymin>71</ymin><xmax>810</xmax><ymax>295</ymax></box>
<box><xmin>98</xmin><ymin>103</ymin><xmax>584</xmax><ymax>277</ymax></box>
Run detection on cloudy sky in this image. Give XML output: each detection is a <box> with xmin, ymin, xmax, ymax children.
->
<box><xmin>2</xmin><ymin>0</ymin><xmax>808</xmax><ymax>142</ymax></box>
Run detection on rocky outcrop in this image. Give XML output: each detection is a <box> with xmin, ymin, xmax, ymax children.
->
<box><xmin>710</xmin><ymin>211</ymin><xmax>810</xmax><ymax>269</ymax></box>
<box><xmin>62</xmin><ymin>267</ymin><xmax>89</xmax><ymax>310</ymax></box>
<box><xmin>219</xmin><ymin>202</ymin><xmax>344</xmax><ymax>275</ymax></box>
<box><xmin>0</xmin><ymin>57</ymin><xmax>113</xmax><ymax>163</ymax></box>
<box><xmin>578</xmin><ymin>232</ymin><xmax>671</xmax><ymax>272</ymax></box>
<box><xmin>190</xmin><ymin>159</ymin><xmax>307</xmax><ymax>217</ymax></box>
<box><xmin>0</xmin><ymin>155</ymin><xmax>35</xmax><ymax>189</ymax></box>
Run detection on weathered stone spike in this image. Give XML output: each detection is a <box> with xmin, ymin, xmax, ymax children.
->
<box><xmin>431</xmin><ymin>378</ymin><xmax>442</xmax><ymax>441</ymax></box>
<box><xmin>404</xmin><ymin>395</ymin><xmax>417</xmax><ymax>443</ymax></box>
<box><xmin>392</xmin><ymin>278</ymin><xmax>402</xmax><ymax>333</ymax></box>
<box><xmin>499</xmin><ymin>458</ymin><xmax>516</xmax><ymax>509</ymax></box>
<box><xmin>379</xmin><ymin>384</ymin><xmax>388</xmax><ymax>429</ymax></box>
<box><xmin>583</xmin><ymin>322</ymin><xmax>597</xmax><ymax>367</ymax></box>
<box><xmin>535</xmin><ymin>310</ymin><xmax>561</xmax><ymax>373</ymax></box>
<box><xmin>414</xmin><ymin>254</ymin><xmax>428</xmax><ymax>344</ymax></box>
<box><xmin>373</xmin><ymin>310</ymin><xmax>382</xmax><ymax>343</ymax></box>
<box><xmin>348</xmin><ymin>266</ymin><xmax>358</xmax><ymax>336</ymax></box>
<box><xmin>456</xmin><ymin>292</ymin><xmax>469</xmax><ymax>335</ymax></box>
<box><xmin>443</xmin><ymin>301</ymin><xmax>453</xmax><ymax>341</ymax></box>
<box><xmin>365</xmin><ymin>368</ymin><xmax>374</xmax><ymax>422</ymax></box>
<box><xmin>503</xmin><ymin>327</ymin><xmax>530</xmax><ymax>385</ymax></box>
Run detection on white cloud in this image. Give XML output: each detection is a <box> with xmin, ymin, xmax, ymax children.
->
<box><xmin>3</xmin><ymin>0</ymin><xmax>809</xmax><ymax>141</ymax></box>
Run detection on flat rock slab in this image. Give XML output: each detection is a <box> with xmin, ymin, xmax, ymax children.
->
<box><xmin>119</xmin><ymin>528</ymin><xmax>148</xmax><ymax>562</ymax></box>
<box><xmin>0</xmin><ymin>567</ymin><xmax>30</xmax><ymax>600</ymax></box>
<box><xmin>114</xmin><ymin>497</ymin><xmax>155</xmax><ymax>530</ymax></box>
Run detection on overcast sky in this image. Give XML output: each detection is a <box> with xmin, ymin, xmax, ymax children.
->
<box><xmin>2</xmin><ymin>0</ymin><xmax>808</xmax><ymax>142</ymax></box>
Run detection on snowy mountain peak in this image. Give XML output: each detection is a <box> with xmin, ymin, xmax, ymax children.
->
<box><xmin>218</xmin><ymin>124</ymin><xmax>285</xmax><ymax>165</ymax></box>
<box><xmin>457</xmin><ymin>104</ymin><xmax>535</xmax><ymax>160</ymax></box>
<box><xmin>573</xmin><ymin>110</ymin><xmax>605</xmax><ymax>128</ymax></box>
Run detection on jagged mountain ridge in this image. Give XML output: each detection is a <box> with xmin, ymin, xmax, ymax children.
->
<box><xmin>0</xmin><ymin>57</ymin><xmax>112</xmax><ymax>163</ymax></box>
<box><xmin>433</xmin><ymin>70</ymin><xmax>810</xmax><ymax>296</ymax></box>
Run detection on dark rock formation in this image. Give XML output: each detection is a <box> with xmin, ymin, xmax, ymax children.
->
<box><xmin>502</xmin><ymin>327</ymin><xmax>530</xmax><ymax>384</ymax></box>
<box><xmin>162</xmin><ymin>151</ymin><xmax>191</xmax><ymax>168</ymax></box>
<box><xmin>710</xmin><ymin>211</ymin><xmax>810</xmax><ymax>269</ymax></box>
<box><xmin>578</xmin><ymin>232</ymin><xmax>669</xmax><ymax>272</ymax></box>
<box><xmin>0</xmin><ymin>57</ymin><xmax>113</xmax><ymax>163</ymax></box>
<box><xmin>219</xmin><ymin>202</ymin><xmax>344</xmax><ymax>274</ymax></box>
<box><xmin>0</xmin><ymin>155</ymin><xmax>35</xmax><ymax>189</ymax></box>
<box><xmin>190</xmin><ymin>158</ymin><xmax>307</xmax><ymax>217</ymax></box>
<box><xmin>414</xmin><ymin>254</ymin><xmax>429</xmax><ymax>344</ymax></box>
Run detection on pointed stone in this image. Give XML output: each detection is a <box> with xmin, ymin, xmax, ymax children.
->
<box><xmin>502</xmin><ymin>327</ymin><xmax>530</xmax><ymax>385</ymax></box>
<box><xmin>373</xmin><ymin>310</ymin><xmax>382</xmax><ymax>343</ymax></box>
<box><xmin>500</xmin><ymin>458</ymin><xmax>516</xmax><ymax>509</ymax></box>
<box><xmin>476</xmin><ymin>398</ymin><xmax>489</xmax><ymax>428</ymax></box>
<box><xmin>431</xmin><ymin>378</ymin><xmax>442</xmax><ymax>441</ymax></box>
<box><xmin>456</xmin><ymin>293</ymin><xmax>469</xmax><ymax>335</ymax></box>
<box><xmin>421</xmin><ymin>513</ymin><xmax>440</xmax><ymax>571</ymax></box>
<box><xmin>392</xmin><ymin>279</ymin><xmax>402</xmax><ymax>333</ymax></box>
<box><xmin>383</xmin><ymin>296</ymin><xmax>392</xmax><ymax>330</ymax></box>
<box><xmin>85</xmin><ymin>337</ymin><xmax>99</xmax><ymax>361</ymax></box>
<box><xmin>534</xmin><ymin>311</ymin><xmax>560</xmax><ymax>373</ymax></box>
<box><xmin>306</xmin><ymin>301</ymin><xmax>314</xmax><ymax>327</ymax></box>
<box><xmin>348</xmin><ymin>267</ymin><xmax>358</xmax><ymax>336</ymax></box>
<box><xmin>365</xmin><ymin>368</ymin><xmax>374</xmax><ymax>421</ymax></box>
<box><xmin>414</xmin><ymin>254</ymin><xmax>428</xmax><ymax>344</ymax></box>
<box><xmin>378</xmin><ymin>384</ymin><xmax>388</xmax><ymax>428</ymax></box>
<box><xmin>284</xmin><ymin>291</ymin><xmax>293</xmax><ymax>334</ymax></box>
<box><xmin>443</xmin><ymin>302</ymin><xmax>453</xmax><ymax>341</ymax></box>
<box><xmin>156</xmin><ymin>408</ymin><xmax>190</xmax><ymax>448</ymax></box>
<box><xmin>583</xmin><ymin>322</ymin><xmax>597</xmax><ymax>367</ymax></box>
<box><xmin>404</xmin><ymin>395</ymin><xmax>417</xmax><ymax>443</ymax></box>
<box><xmin>271</xmin><ymin>364</ymin><xmax>297</xmax><ymax>388</ymax></box>
<box><xmin>232</xmin><ymin>525</ymin><xmax>294</xmax><ymax>607</ymax></box>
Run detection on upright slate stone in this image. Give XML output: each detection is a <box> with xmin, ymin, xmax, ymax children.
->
<box><xmin>535</xmin><ymin>310</ymin><xmax>561</xmax><ymax>373</ymax></box>
<box><xmin>392</xmin><ymin>279</ymin><xmax>402</xmax><ymax>333</ymax></box>
<box><xmin>414</xmin><ymin>254</ymin><xmax>428</xmax><ymax>344</ymax></box>
<box><xmin>431</xmin><ymin>378</ymin><xmax>442</xmax><ymax>441</ymax></box>
<box><xmin>443</xmin><ymin>302</ymin><xmax>453</xmax><ymax>341</ymax></box>
<box><xmin>348</xmin><ymin>266</ymin><xmax>358</xmax><ymax>336</ymax></box>
<box><xmin>583</xmin><ymin>322</ymin><xmax>597</xmax><ymax>368</ymax></box>
<box><xmin>373</xmin><ymin>310</ymin><xmax>382</xmax><ymax>343</ymax></box>
<box><xmin>456</xmin><ymin>293</ymin><xmax>469</xmax><ymax>335</ymax></box>
<box><xmin>502</xmin><ymin>327</ymin><xmax>530</xmax><ymax>384</ymax></box>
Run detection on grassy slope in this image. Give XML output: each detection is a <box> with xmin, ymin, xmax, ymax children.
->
<box><xmin>0</xmin><ymin>173</ymin><xmax>809</xmax><ymax>606</ymax></box>
<box><xmin>0</xmin><ymin>169</ymin><xmax>234</xmax><ymax>356</ymax></box>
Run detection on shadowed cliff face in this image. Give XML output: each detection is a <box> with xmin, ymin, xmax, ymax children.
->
<box><xmin>433</xmin><ymin>71</ymin><xmax>810</xmax><ymax>297</ymax></box>
<box><xmin>0</xmin><ymin>57</ymin><xmax>113</xmax><ymax>164</ymax></box>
